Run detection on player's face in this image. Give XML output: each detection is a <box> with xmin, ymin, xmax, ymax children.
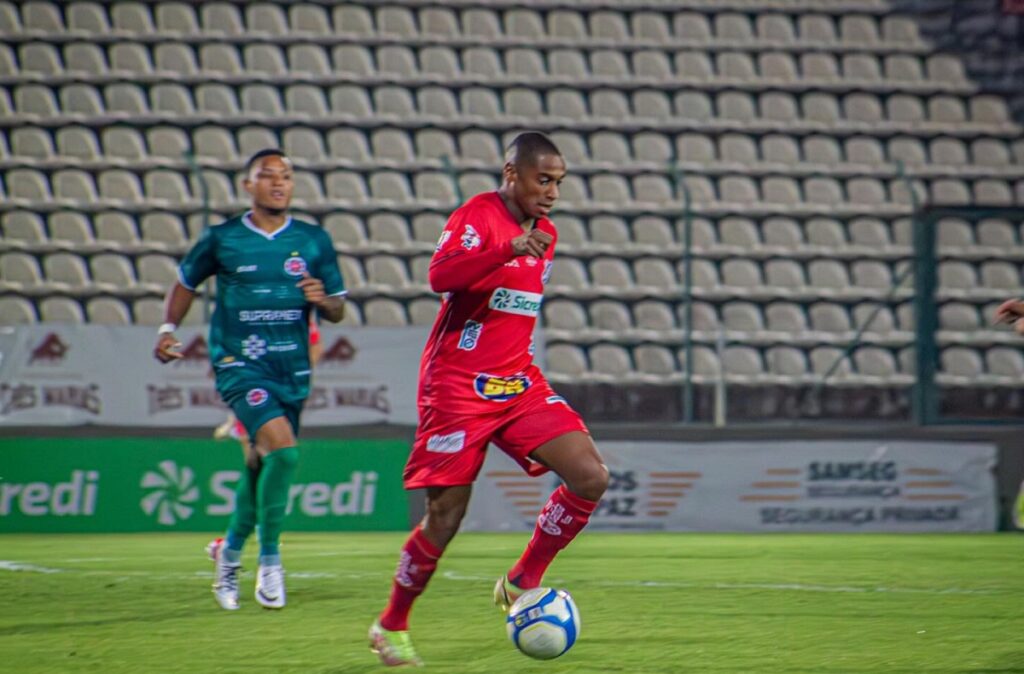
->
<box><xmin>244</xmin><ymin>155</ymin><xmax>294</xmax><ymax>214</ymax></box>
<box><xmin>510</xmin><ymin>153</ymin><xmax>566</xmax><ymax>220</ymax></box>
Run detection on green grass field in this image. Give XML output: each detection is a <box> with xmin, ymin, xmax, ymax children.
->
<box><xmin>1</xmin><ymin>533</ymin><xmax>1022</xmax><ymax>673</ymax></box>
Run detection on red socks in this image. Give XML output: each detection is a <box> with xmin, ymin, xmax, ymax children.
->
<box><xmin>508</xmin><ymin>485</ymin><xmax>599</xmax><ymax>590</ymax></box>
<box><xmin>379</xmin><ymin>526</ymin><xmax>443</xmax><ymax>631</ymax></box>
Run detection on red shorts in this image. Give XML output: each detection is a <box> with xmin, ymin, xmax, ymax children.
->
<box><xmin>403</xmin><ymin>378</ymin><xmax>588</xmax><ymax>489</ymax></box>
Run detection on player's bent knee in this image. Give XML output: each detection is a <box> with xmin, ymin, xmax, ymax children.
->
<box><xmin>266</xmin><ymin>444</ymin><xmax>299</xmax><ymax>469</ymax></box>
<box><xmin>569</xmin><ymin>462</ymin><xmax>609</xmax><ymax>502</ymax></box>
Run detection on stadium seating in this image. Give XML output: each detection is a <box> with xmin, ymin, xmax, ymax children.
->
<box><xmin>0</xmin><ymin>0</ymin><xmax>1022</xmax><ymax>404</ymax></box>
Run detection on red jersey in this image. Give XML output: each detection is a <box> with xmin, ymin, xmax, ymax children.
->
<box><xmin>418</xmin><ymin>191</ymin><xmax>556</xmax><ymax>412</ymax></box>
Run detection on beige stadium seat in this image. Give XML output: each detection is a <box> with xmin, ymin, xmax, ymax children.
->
<box><xmin>591</xmin><ymin>132</ymin><xmax>630</xmax><ymax>164</ymax></box>
<box><xmin>590</xmin><ymin>300</ymin><xmax>632</xmax><ymax>330</ymax></box>
<box><xmin>635</xmin><ymin>345</ymin><xmax>677</xmax><ymax>377</ymax></box>
<box><xmin>337</xmin><ymin>256</ymin><xmax>366</xmax><ymax>290</ymax></box>
<box><xmin>155</xmin><ymin>2</ymin><xmax>197</xmax><ymax>33</ymax></box>
<box><xmin>20</xmin><ymin>42</ymin><xmax>62</xmax><ymax>75</ymax></box>
<box><xmin>415</xmin><ymin>87</ymin><xmax>456</xmax><ymax>119</ymax></box>
<box><xmin>765</xmin><ymin>259</ymin><xmax>806</xmax><ymax>289</ymax></box>
<box><xmin>461</xmin><ymin>88</ymin><xmax>501</xmax><ymax>119</ymax></box>
<box><xmin>86</xmin><ymin>295</ymin><xmax>133</xmax><ymax>323</ymax></box>
<box><xmin>1</xmin><ymin>252</ymin><xmax>45</xmax><ymax>289</ymax></box>
<box><xmin>414</xmin><ymin>172</ymin><xmax>457</xmax><ymax>205</ymax></box>
<box><xmin>49</xmin><ymin>211</ymin><xmax>94</xmax><ymax>246</ymax></box>
<box><xmin>631</xmin><ymin>132</ymin><xmax>670</xmax><ymax>165</ymax></box>
<box><xmin>980</xmin><ymin>261</ymin><xmax>1020</xmax><ymax>289</ymax></box>
<box><xmin>845</xmin><ymin>137</ymin><xmax>885</xmax><ymax>166</ymax></box>
<box><xmin>154</xmin><ymin>43</ymin><xmax>197</xmax><ymax>76</ymax></box>
<box><xmin>887</xmin><ymin>95</ymin><xmax>925</xmax><ymax>123</ymax></box>
<box><xmin>416</xmin><ymin>129</ymin><xmax>456</xmax><ymax>160</ymax></box>
<box><xmin>720</xmin><ymin>217</ymin><xmax>760</xmax><ymax>247</ymax></box>
<box><xmin>366</xmin><ymin>255</ymin><xmax>410</xmax><ymax>289</ymax></box>
<box><xmin>378</xmin><ymin>6</ymin><xmax>417</xmax><ymax>37</ymax></box>
<box><xmin>11</xmin><ymin>127</ymin><xmax>54</xmax><ymax>160</ymax></box>
<box><xmin>590</xmin><ymin>258</ymin><xmax>633</xmax><ymax>289</ymax></box>
<box><xmin>420</xmin><ymin>7</ymin><xmax>457</xmax><ymax>37</ymax></box>
<box><xmin>852</xmin><ymin>260</ymin><xmax>893</xmax><ymax>289</ymax></box>
<box><xmin>201</xmin><ymin>3</ymin><xmax>242</xmax><ymax>35</ymax></box>
<box><xmin>852</xmin><ymin>303</ymin><xmax>897</xmax><ymax>333</ymax></box>
<box><xmin>761</xmin><ymin>134</ymin><xmax>800</xmax><ymax>165</ymax></box>
<box><xmin>150</xmin><ymin>83</ymin><xmax>193</xmax><ymax>115</ymax></box>
<box><xmin>938</xmin><ymin>261</ymin><xmax>978</xmax><ymax>290</ymax></box>
<box><xmin>246</xmin><ymin>3</ymin><xmax>287</xmax><ymax>35</ymax></box>
<box><xmin>673</xmin><ymin>12</ymin><xmax>711</xmax><ymax>41</ymax></box>
<box><xmin>44</xmin><ymin>252</ymin><xmax>91</xmax><ymax>290</ymax></box>
<box><xmin>722</xmin><ymin>259</ymin><xmax>763</xmax><ymax>288</ymax></box>
<box><xmin>758</xmin><ymin>14</ymin><xmax>795</xmax><ymax>42</ymax></box>
<box><xmin>589</xmin><ymin>174</ymin><xmax>630</xmax><ymax>206</ymax></box>
<box><xmin>241</xmin><ymin>85</ymin><xmax>283</xmax><ymax>117</ymax></box>
<box><xmin>763</xmin><ymin>217</ymin><xmax>803</xmax><ymax>246</ymax></box>
<box><xmin>368</xmin><ymin>214</ymin><xmax>412</xmax><ymax>247</ymax></box>
<box><xmin>723</xmin><ymin>346</ymin><xmax>764</xmax><ymax>377</ymax></box>
<box><xmin>634</xmin><ymin>174</ymin><xmax>675</xmax><ymax>205</ymax></box>
<box><xmin>680</xmin><ymin>345</ymin><xmax>720</xmax><ymax>378</ymax></box>
<box><xmin>286</xmin><ymin>46</ymin><xmax>329</xmax><ymax>77</ymax></box>
<box><xmin>978</xmin><ymin>219</ymin><xmax>1016</xmax><ymax>247</ymax></box>
<box><xmin>840</xmin><ymin>15</ymin><xmax>879</xmax><ymax>44</ymax></box>
<box><xmin>888</xmin><ymin>136</ymin><xmax>927</xmax><ymax>166</ymax></box>
<box><xmin>325</xmin><ymin>171</ymin><xmax>369</xmax><ymax>204</ymax></box>
<box><xmin>103</xmin><ymin>84</ymin><xmax>148</xmax><ymax>117</ymax></box>
<box><xmin>544</xmin><ymin>299</ymin><xmax>587</xmax><ymax>331</ymax></box>
<box><xmin>5</xmin><ymin>211</ymin><xmax>48</xmax><ymax>246</ymax></box>
<box><xmin>0</xmin><ymin>296</ymin><xmax>38</xmax><ymax>323</ymax></box>
<box><xmin>590</xmin><ymin>216</ymin><xmax>630</xmax><ymax>245</ymax></box>
<box><xmin>854</xmin><ymin>347</ymin><xmax>898</xmax><ymax>378</ymax></box>
<box><xmin>760</xmin><ymin>52</ymin><xmax>798</xmax><ymax>82</ymax></box>
<box><xmin>941</xmin><ymin>347</ymin><xmax>983</xmax><ymax>378</ymax></box>
<box><xmin>885</xmin><ymin>55</ymin><xmax>924</xmax><ymax>82</ymax></box>
<box><xmin>766</xmin><ymin>346</ymin><xmax>809</xmax><ymax>378</ymax></box>
<box><xmin>937</xmin><ymin>218</ymin><xmax>973</xmax><ymax>247</ymax></box>
<box><xmin>547</xmin><ymin>343</ymin><xmax>589</xmax><ymax>378</ymax></box>
<box><xmin>420</xmin><ymin>47</ymin><xmax>459</xmax><ymax>79</ymax></box>
<box><xmin>328</xmin><ymin>128</ymin><xmax>371</xmax><ymax>163</ymax></box>
<box><xmin>547</xmin><ymin>258</ymin><xmax>589</xmax><ymax>289</ymax></box>
<box><xmin>808</xmin><ymin>260</ymin><xmax>849</xmax><ymax>290</ymax></box>
<box><xmin>971</xmin><ymin>96</ymin><xmax>1010</xmax><ymax>125</ymax></box>
<box><xmin>722</xmin><ymin>301</ymin><xmax>764</xmax><ymax>331</ymax></box>
<box><xmin>334</xmin><ymin>5</ymin><xmax>372</xmax><ymax>35</ymax></box>
<box><xmin>939</xmin><ymin>302</ymin><xmax>979</xmax><ymax>330</ymax></box>
<box><xmin>635</xmin><ymin>90</ymin><xmax>673</xmax><ymax>120</ymax></box>
<box><xmin>633</xmin><ymin>216</ymin><xmax>675</xmax><ymax>246</ymax></box>
<box><xmin>280</xmin><ymin>127</ymin><xmax>323</xmax><ymax>162</ymax></box>
<box><xmin>635</xmin><ymin>258</ymin><xmax>676</xmax><ymax>289</ymax></box>
<box><xmin>719</xmin><ymin>134</ymin><xmax>757</xmax><ymax>165</ymax></box>
<box><xmin>140</xmin><ymin>212</ymin><xmax>187</xmax><ymax>248</ymax></box>
<box><xmin>377</xmin><ymin>46</ymin><xmax>417</xmax><ymax>77</ymax></box>
<box><xmin>718</xmin><ymin>92</ymin><xmax>756</xmax><ymax>123</ymax></box>
<box><xmin>810</xmin><ymin>347</ymin><xmax>852</xmax><ymax>377</ymax></box>
<box><xmin>39</xmin><ymin>296</ymin><xmax>85</xmax><ymax>323</ymax></box>
<box><xmin>549</xmin><ymin>9</ymin><xmax>586</xmax><ymax>39</ymax></box>
<box><xmin>16</xmin><ymin>85</ymin><xmax>58</xmax><ymax>117</ymax></box>
<box><xmin>94</xmin><ymin>212</ymin><xmax>140</xmax><ymax>247</ymax></box>
<box><xmin>137</xmin><ymin>127</ymin><xmax>181</xmax><ymax>160</ymax></box>
<box><xmin>245</xmin><ymin>43</ymin><xmax>287</xmax><ymax>76</ymax></box>
<box><xmin>372</xmin><ymin>129</ymin><xmax>414</xmax><ymax>162</ymax></box>
<box><xmin>633</xmin><ymin>50</ymin><xmax>672</xmax><ymax>80</ymax></box>
<box><xmin>845</xmin><ymin>92</ymin><xmax>883</xmax><ymax>123</ymax></box>
<box><xmin>364</xmin><ymin>298</ymin><xmax>408</xmax><ymax>327</ymax></box>
<box><xmin>324</xmin><ymin>214</ymin><xmax>367</xmax><ymax>248</ymax></box>
<box><xmin>971</xmin><ymin>139</ymin><xmax>1011</xmax><ymax>167</ymax></box>
<box><xmin>411</xmin><ymin>214</ymin><xmax>445</xmax><ymax>246</ymax></box>
<box><xmin>137</xmin><ymin>254</ymin><xmax>179</xmax><ymax>287</ymax></box>
<box><xmin>333</xmin><ymin>45</ymin><xmax>374</xmax><ymax>77</ymax></box>
<box><xmin>90</xmin><ymin>252</ymin><xmax>136</xmax><ymax>289</ymax></box>
<box><xmin>61</xmin><ymin>84</ymin><xmax>105</xmax><ymax>116</ymax></box>
<box><xmin>975</xmin><ymin>179</ymin><xmax>1014</xmax><ymax>205</ymax></box>
<box><xmin>720</xmin><ymin>177</ymin><xmax>760</xmax><ymax>206</ymax></box>
<box><xmin>196</xmin><ymin>84</ymin><xmax>239</xmax><ymax>116</ymax></box>
<box><xmin>635</xmin><ymin>301</ymin><xmax>675</xmax><ymax>330</ymax></box>
<box><xmin>593</xmin><ymin>88</ymin><xmax>630</xmax><ymax>119</ymax></box>
<box><xmin>804</xmin><ymin>135</ymin><xmax>842</xmax><ymax>166</ymax></box>
<box><xmin>375</xmin><ymin>87</ymin><xmax>416</xmax><ymax>118</ymax></box>
<box><xmin>367</xmin><ymin>173</ymin><xmax>412</xmax><ymax>205</ymax></box>
<box><xmin>799</xmin><ymin>15</ymin><xmax>836</xmax><ymax>42</ymax></box>
<box><xmin>679</xmin><ymin>301</ymin><xmax>719</xmax><ymax>331</ymax></box>
<box><xmin>464</xmin><ymin>46</ymin><xmax>503</xmax><ymax>78</ymax></box>
<box><xmin>67</xmin><ymin>2</ymin><xmax>109</xmax><ymax>34</ymax></box>
<box><xmin>144</xmin><ymin>169</ymin><xmax>191</xmax><ymax>204</ymax></box>
<box><xmin>589</xmin><ymin>344</ymin><xmax>634</xmax><ymax>379</ymax></box>
<box><xmin>288</xmin><ymin>4</ymin><xmax>329</xmax><ymax>34</ymax></box>
<box><xmin>458</xmin><ymin>130</ymin><xmax>501</xmax><ymax>164</ymax></box>
<box><xmin>802</xmin><ymin>53</ymin><xmax>839</xmax><ymax>82</ymax></box>
<box><xmin>463</xmin><ymin>8</ymin><xmax>500</xmax><ymax>37</ymax></box>
<box><xmin>8</xmin><ymin>168</ymin><xmax>52</xmax><ymax>201</ymax></box>
<box><xmin>987</xmin><ymin>347</ymin><xmax>1024</xmax><ymax>378</ymax></box>
<box><xmin>65</xmin><ymin>42</ymin><xmax>107</xmax><ymax>76</ymax></box>
<box><xmin>765</xmin><ymin>302</ymin><xmax>808</xmax><ymax>331</ymax></box>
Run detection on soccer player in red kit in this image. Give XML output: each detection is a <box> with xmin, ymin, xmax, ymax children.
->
<box><xmin>369</xmin><ymin>132</ymin><xmax>609</xmax><ymax>667</ymax></box>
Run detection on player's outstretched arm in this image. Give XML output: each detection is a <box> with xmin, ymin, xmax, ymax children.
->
<box><xmin>297</xmin><ymin>272</ymin><xmax>345</xmax><ymax>323</ymax></box>
<box><xmin>153</xmin><ymin>281</ymin><xmax>196</xmax><ymax>363</ymax></box>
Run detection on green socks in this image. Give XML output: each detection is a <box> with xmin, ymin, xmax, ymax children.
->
<box><xmin>224</xmin><ymin>463</ymin><xmax>260</xmax><ymax>563</ymax></box>
<box><xmin>257</xmin><ymin>446</ymin><xmax>299</xmax><ymax>563</ymax></box>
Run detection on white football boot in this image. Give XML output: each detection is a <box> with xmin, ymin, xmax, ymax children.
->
<box><xmin>206</xmin><ymin>538</ymin><xmax>241</xmax><ymax>611</ymax></box>
<box><xmin>255</xmin><ymin>564</ymin><xmax>286</xmax><ymax>609</ymax></box>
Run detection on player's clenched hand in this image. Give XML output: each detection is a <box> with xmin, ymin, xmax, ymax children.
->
<box><xmin>994</xmin><ymin>299</ymin><xmax>1024</xmax><ymax>335</ymax></box>
<box><xmin>154</xmin><ymin>333</ymin><xmax>183</xmax><ymax>363</ymax></box>
<box><xmin>511</xmin><ymin>229</ymin><xmax>553</xmax><ymax>258</ymax></box>
<box><xmin>297</xmin><ymin>271</ymin><xmax>327</xmax><ymax>305</ymax></box>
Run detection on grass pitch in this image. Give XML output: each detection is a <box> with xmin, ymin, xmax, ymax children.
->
<box><xmin>1</xmin><ymin>533</ymin><xmax>1021</xmax><ymax>673</ymax></box>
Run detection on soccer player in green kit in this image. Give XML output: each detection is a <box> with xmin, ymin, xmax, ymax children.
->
<box><xmin>154</xmin><ymin>149</ymin><xmax>346</xmax><ymax>610</ymax></box>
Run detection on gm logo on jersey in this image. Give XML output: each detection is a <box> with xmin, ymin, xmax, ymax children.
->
<box><xmin>474</xmin><ymin>373</ymin><xmax>531</xmax><ymax>402</ymax></box>
<box><xmin>283</xmin><ymin>256</ymin><xmax>307</xmax><ymax>276</ymax></box>
<box><xmin>489</xmin><ymin>288</ymin><xmax>542</xmax><ymax>317</ymax></box>
<box><xmin>458</xmin><ymin>320</ymin><xmax>483</xmax><ymax>351</ymax></box>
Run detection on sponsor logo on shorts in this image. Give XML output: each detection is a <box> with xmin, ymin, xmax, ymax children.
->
<box><xmin>474</xmin><ymin>373</ymin><xmax>531</xmax><ymax>402</ymax></box>
<box><xmin>426</xmin><ymin>430</ymin><xmax>467</xmax><ymax>454</ymax></box>
<box><xmin>546</xmin><ymin>395</ymin><xmax>568</xmax><ymax>406</ymax></box>
<box><xmin>488</xmin><ymin>288</ymin><xmax>542</xmax><ymax>317</ymax></box>
<box><xmin>246</xmin><ymin>388</ymin><xmax>269</xmax><ymax>407</ymax></box>
<box><xmin>236</xmin><ymin>264</ymin><xmax>257</xmax><ymax>273</ymax></box>
<box><xmin>457</xmin><ymin>320</ymin><xmax>483</xmax><ymax>351</ymax></box>
<box><xmin>461</xmin><ymin>224</ymin><xmax>481</xmax><ymax>250</ymax></box>
<box><xmin>242</xmin><ymin>334</ymin><xmax>267</xmax><ymax>360</ymax></box>
<box><xmin>283</xmin><ymin>256</ymin><xmax>307</xmax><ymax>277</ymax></box>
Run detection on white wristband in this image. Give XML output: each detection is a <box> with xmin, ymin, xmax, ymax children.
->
<box><xmin>157</xmin><ymin>323</ymin><xmax>177</xmax><ymax>335</ymax></box>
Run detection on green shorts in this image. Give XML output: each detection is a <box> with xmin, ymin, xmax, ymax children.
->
<box><xmin>219</xmin><ymin>378</ymin><xmax>305</xmax><ymax>439</ymax></box>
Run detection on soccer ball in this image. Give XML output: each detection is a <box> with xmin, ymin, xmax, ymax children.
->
<box><xmin>506</xmin><ymin>587</ymin><xmax>580</xmax><ymax>660</ymax></box>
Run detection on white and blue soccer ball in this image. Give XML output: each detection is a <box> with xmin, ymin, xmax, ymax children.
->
<box><xmin>506</xmin><ymin>587</ymin><xmax>581</xmax><ymax>660</ymax></box>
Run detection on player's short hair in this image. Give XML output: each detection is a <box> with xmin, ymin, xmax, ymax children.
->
<box><xmin>504</xmin><ymin>132</ymin><xmax>562</xmax><ymax>169</ymax></box>
<box><xmin>245</xmin><ymin>148</ymin><xmax>289</xmax><ymax>174</ymax></box>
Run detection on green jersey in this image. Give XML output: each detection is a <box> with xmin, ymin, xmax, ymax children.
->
<box><xmin>178</xmin><ymin>212</ymin><xmax>345</xmax><ymax>399</ymax></box>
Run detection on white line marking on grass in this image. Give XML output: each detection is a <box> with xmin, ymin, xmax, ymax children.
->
<box><xmin>439</xmin><ymin>571</ymin><xmax>1000</xmax><ymax>596</ymax></box>
<box><xmin>0</xmin><ymin>560</ymin><xmax>63</xmax><ymax>574</ymax></box>
<box><xmin>64</xmin><ymin>558</ymin><xmax>125</xmax><ymax>563</ymax></box>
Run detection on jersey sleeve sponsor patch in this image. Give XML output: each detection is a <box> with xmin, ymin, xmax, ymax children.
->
<box><xmin>460</xmin><ymin>224</ymin><xmax>481</xmax><ymax>250</ymax></box>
